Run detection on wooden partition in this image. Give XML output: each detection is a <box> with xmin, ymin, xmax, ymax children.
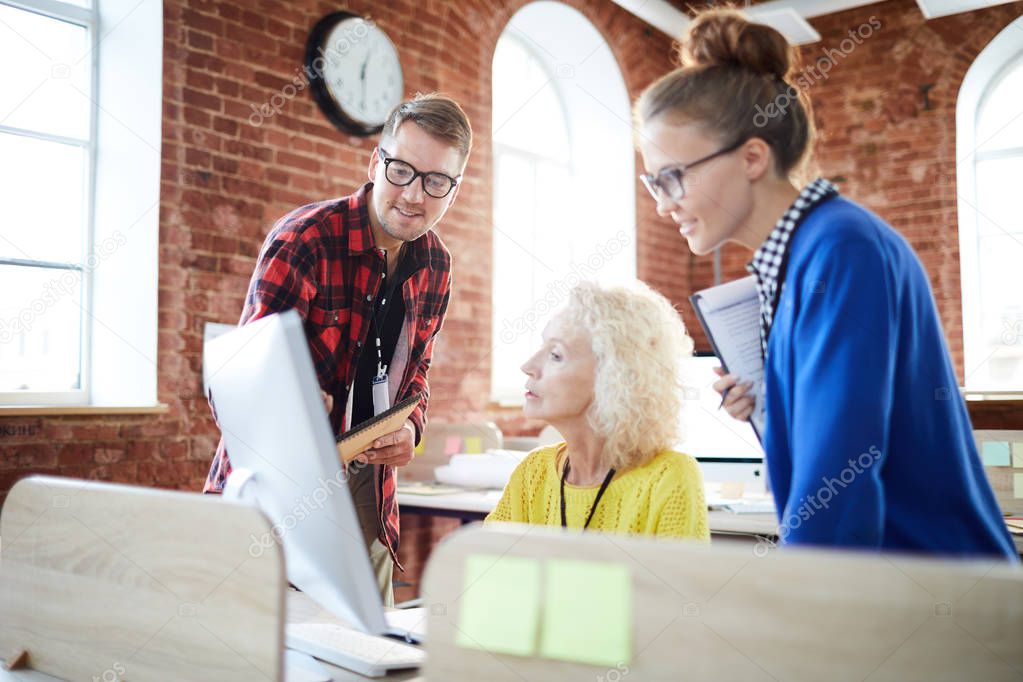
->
<box><xmin>0</xmin><ymin>476</ymin><xmax>286</xmax><ymax>681</ymax></box>
<box><xmin>421</xmin><ymin>523</ymin><xmax>1023</xmax><ymax>681</ymax></box>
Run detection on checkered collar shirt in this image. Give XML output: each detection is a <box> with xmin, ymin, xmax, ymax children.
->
<box><xmin>746</xmin><ymin>177</ymin><xmax>839</xmax><ymax>355</ymax></box>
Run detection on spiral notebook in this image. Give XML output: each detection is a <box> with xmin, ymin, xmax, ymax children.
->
<box><xmin>336</xmin><ymin>392</ymin><xmax>423</xmax><ymax>464</ymax></box>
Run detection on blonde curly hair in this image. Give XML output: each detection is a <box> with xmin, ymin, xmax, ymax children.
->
<box><xmin>561</xmin><ymin>280</ymin><xmax>695</xmax><ymax>471</ymax></box>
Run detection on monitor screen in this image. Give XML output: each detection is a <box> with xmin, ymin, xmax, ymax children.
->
<box><xmin>677</xmin><ymin>354</ymin><xmax>764</xmax><ymax>463</ymax></box>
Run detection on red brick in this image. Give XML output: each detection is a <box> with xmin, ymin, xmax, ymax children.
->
<box><xmin>57</xmin><ymin>444</ymin><xmax>94</xmax><ymax>467</ymax></box>
<box><xmin>67</xmin><ymin>424</ymin><xmax>121</xmax><ymax>440</ymax></box>
<box><xmin>0</xmin><ymin>444</ymin><xmax>57</xmax><ymax>469</ymax></box>
<box><xmin>217</xmin><ymin>4</ymin><xmax>240</xmax><ymax>22</ymax></box>
<box><xmin>276</xmin><ymin>151</ymin><xmax>321</xmax><ymax>174</ymax></box>
<box><xmin>182</xmin><ymin>9</ymin><xmax>224</xmax><ymax>36</ymax></box>
<box><xmin>212</xmin><ymin>116</ymin><xmax>239</xmax><ymax>137</ymax></box>
<box><xmin>95</xmin><ymin>448</ymin><xmax>125</xmax><ymax>464</ymax></box>
<box><xmin>161</xmin><ymin>439</ymin><xmax>190</xmax><ymax>461</ymax></box>
<box><xmin>119</xmin><ymin>421</ymin><xmax>179</xmax><ymax>439</ymax></box>
<box><xmin>187</xmin><ymin>29</ymin><xmax>214</xmax><ymax>52</ymax></box>
<box><xmin>183</xmin><ymin>87</ymin><xmax>221</xmax><ymax>112</ymax></box>
<box><xmin>185</xmin><ymin>69</ymin><xmax>215</xmax><ymax>91</ymax></box>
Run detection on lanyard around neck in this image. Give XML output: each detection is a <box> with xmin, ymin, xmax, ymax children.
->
<box><xmin>370</xmin><ymin>248</ymin><xmax>404</xmax><ymax>375</ymax></box>
<box><xmin>560</xmin><ymin>457</ymin><xmax>616</xmax><ymax>530</ymax></box>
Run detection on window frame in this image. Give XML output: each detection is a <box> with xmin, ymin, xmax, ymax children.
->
<box><xmin>0</xmin><ymin>0</ymin><xmax>97</xmax><ymax>405</ymax></box>
<box><xmin>956</xmin><ymin>15</ymin><xmax>1023</xmax><ymax>392</ymax></box>
<box><xmin>489</xmin><ymin>4</ymin><xmax>637</xmax><ymax>405</ymax></box>
<box><xmin>0</xmin><ymin>0</ymin><xmax>162</xmax><ymax>409</ymax></box>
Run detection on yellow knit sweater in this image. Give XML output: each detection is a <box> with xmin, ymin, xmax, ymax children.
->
<box><xmin>486</xmin><ymin>443</ymin><xmax>710</xmax><ymax>540</ymax></box>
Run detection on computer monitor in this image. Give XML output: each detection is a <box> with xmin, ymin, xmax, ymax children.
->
<box><xmin>203</xmin><ymin>310</ymin><xmax>400</xmax><ymax>637</ymax></box>
<box><xmin>678</xmin><ymin>353</ymin><xmax>767</xmax><ymax>489</ymax></box>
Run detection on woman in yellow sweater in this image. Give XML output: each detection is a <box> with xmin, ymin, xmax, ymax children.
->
<box><xmin>486</xmin><ymin>281</ymin><xmax>709</xmax><ymax>540</ymax></box>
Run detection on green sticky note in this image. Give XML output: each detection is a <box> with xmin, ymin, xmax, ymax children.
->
<box><xmin>982</xmin><ymin>441</ymin><xmax>1011</xmax><ymax>467</ymax></box>
<box><xmin>456</xmin><ymin>554</ymin><xmax>541</xmax><ymax>657</ymax></box>
<box><xmin>1014</xmin><ymin>473</ymin><xmax>1023</xmax><ymax>499</ymax></box>
<box><xmin>540</xmin><ymin>559</ymin><xmax>632</xmax><ymax>667</ymax></box>
<box><xmin>1012</xmin><ymin>442</ymin><xmax>1023</xmax><ymax>468</ymax></box>
<box><xmin>464</xmin><ymin>436</ymin><xmax>483</xmax><ymax>454</ymax></box>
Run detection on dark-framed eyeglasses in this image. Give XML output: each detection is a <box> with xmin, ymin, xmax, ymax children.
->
<box><xmin>639</xmin><ymin>139</ymin><xmax>746</xmax><ymax>202</ymax></box>
<box><xmin>377</xmin><ymin>148</ymin><xmax>461</xmax><ymax>199</ymax></box>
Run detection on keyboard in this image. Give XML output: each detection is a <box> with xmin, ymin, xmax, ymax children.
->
<box><xmin>721</xmin><ymin>500</ymin><xmax>776</xmax><ymax>514</ymax></box>
<box><xmin>286</xmin><ymin>622</ymin><xmax>425</xmax><ymax>678</ymax></box>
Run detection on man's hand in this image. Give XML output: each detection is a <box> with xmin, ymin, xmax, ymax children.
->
<box><xmin>354</xmin><ymin>420</ymin><xmax>416</xmax><ymax>467</ymax></box>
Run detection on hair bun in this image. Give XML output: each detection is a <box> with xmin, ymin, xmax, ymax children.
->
<box><xmin>678</xmin><ymin>9</ymin><xmax>793</xmax><ymax>80</ymax></box>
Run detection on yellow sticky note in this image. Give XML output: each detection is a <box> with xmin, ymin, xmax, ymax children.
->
<box><xmin>464</xmin><ymin>436</ymin><xmax>483</xmax><ymax>454</ymax></box>
<box><xmin>456</xmin><ymin>554</ymin><xmax>541</xmax><ymax>657</ymax></box>
<box><xmin>1012</xmin><ymin>442</ymin><xmax>1023</xmax><ymax>468</ymax></box>
<box><xmin>1014</xmin><ymin>473</ymin><xmax>1023</xmax><ymax>499</ymax></box>
<box><xmin>540</xmin><ymin>559</ymin><xmax>631</xmax><ymax>667</ymax></box>
<box><xmin>414</xmin><ymin>439</ymin><xmax>425</xmax><ymax>455</ymax></box>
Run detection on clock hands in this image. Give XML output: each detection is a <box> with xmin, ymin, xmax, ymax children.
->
<box><xmin>359</xmin><ymin>49</ymin><xmax>374</xmax><ymax>112</ymax></box>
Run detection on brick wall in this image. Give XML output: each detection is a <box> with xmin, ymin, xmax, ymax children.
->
<box><xmin>1</xmin><ymin>0</ymin><xmax>1021</xmax><ymax>599</ymax></box>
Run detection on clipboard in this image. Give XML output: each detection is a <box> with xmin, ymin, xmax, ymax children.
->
<box><xmin>689</xmin><ymin>276</ymin><xmax>765</xmax><ymax>443</ymax></box>
<box><xmin>336</xmin><ymin>392</ymin><xmax>423</xmax><ymax>464</ymax></box>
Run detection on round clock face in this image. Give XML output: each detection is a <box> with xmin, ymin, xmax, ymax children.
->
<box><xmin>311</xmin><ymin>15</ymin><xmax>404</xmax><ymax>134</ymax></box>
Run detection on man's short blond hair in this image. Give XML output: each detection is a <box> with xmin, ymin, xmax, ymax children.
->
<box><xmin>382</xmin><ymin>93</ymin><xmax>473</xmax><ymax>161</ymax></box>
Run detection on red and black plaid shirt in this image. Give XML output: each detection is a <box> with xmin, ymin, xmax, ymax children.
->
<box><xmin>203</xmin><ymin>182</ymin><xmax>451</xmax><ymax>568</ymax></box>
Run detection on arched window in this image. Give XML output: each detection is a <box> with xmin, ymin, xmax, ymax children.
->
<box><xmin>491</xmin><ymin>1</ymin><xmax>636</xmax><ymax>403</ymax></box>
<box><xmin>956</xmin><ymin>16</ymin><xmax>1023</xmax><ymax>391</ymax></box>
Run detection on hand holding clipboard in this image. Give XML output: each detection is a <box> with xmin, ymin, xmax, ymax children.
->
<box><xmin>689</xmin><ymin>276</ymin><xmax>766</xmax><ymax>442</ymax></box>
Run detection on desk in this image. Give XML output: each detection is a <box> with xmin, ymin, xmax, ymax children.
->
<box><xmin>397</xmin><ymin>488</ymin><xmax>780</xmax><ymax>542</ymax></box>
<box><xmin>397</xmin><ymin>488</ymin><xmax>504</xmax><ymax>524</ymax></box>
<box><xmin>400</xmin><ymin>487</ymin><xmax>1023</xmax><ymax>556</ymax></box>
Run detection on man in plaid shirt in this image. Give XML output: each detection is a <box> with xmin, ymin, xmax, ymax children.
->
<box><xmin>203</xmin><ymin>94</ymin><xmax>472</xmax><ymax>604</ymax></box>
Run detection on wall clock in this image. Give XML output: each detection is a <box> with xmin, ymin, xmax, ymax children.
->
<box><xmin>305</xmin><ymin>12</ymin><xmax>405</xmax><ymax>136</ymax></box>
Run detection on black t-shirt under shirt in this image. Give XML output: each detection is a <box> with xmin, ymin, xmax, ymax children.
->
<box><xmin>348</xmin><ymin>247</ymin><xmax>412</xmax><ymax>545</ymax></box>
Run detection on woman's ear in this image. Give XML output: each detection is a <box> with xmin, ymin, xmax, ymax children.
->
<box><xmin>740</xmin><ymin>137</ymin><xmax>774</xmax><ymax>183</ymax></box>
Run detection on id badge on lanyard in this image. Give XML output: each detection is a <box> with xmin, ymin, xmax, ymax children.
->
<box><xmin>372</xmin><ymin>362</ymin><xmax>390</xmax><ymax>416</ymax></box>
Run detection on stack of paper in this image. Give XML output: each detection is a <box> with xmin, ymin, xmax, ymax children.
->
<box><xmin>434</xmin><ymin>450</ymin><xmax>528</xmax><ymax>489</ymax></box>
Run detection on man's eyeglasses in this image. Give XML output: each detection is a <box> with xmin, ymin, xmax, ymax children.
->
<box><xmin>639</xmin><ymin>139</ymin><xmax>746</xmax><ymax>202</ymax></box>
<box><xmin>377</xmin><ymin>148</ymin><xmax>461</xmax><ymax>199</ymax></box>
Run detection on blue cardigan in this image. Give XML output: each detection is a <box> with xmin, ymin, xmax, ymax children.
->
<box><xmin>763</xmin><ymin>196</ymin><xmax>1018</xmax><ymax>561</ymax></box>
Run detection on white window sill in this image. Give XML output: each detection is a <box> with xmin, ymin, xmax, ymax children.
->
<box><xmin>0</xmin><ymin>404</ymin><xmax>169</xmax><ymax>416</ymax></box>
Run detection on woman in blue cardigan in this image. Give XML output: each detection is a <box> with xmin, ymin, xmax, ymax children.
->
<box><xmin>634</xmin><ymin>8</ymin><xmax>1017</xmax><ymax>560</ymax></box>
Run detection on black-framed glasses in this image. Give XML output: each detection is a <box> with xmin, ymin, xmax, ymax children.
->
<box><xmin>377</xmin><ymin>148</ymin><xmax>461</xmax><ymax>199</ymax></box>
<box><xmin>639</xmin><ymin>139</ymin><xmax>746</xmax><ymax>202</ymax></box>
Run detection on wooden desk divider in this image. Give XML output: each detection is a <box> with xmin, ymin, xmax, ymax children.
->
<box><xmin>421</xmin><ymin>523</ymin><xmax>1023</xmax><ymax>681</ymax></box>
<box><xmin>0</xmin><ymin>476</ymin><xmax>286</xmax><ymax>681</ymax></box>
